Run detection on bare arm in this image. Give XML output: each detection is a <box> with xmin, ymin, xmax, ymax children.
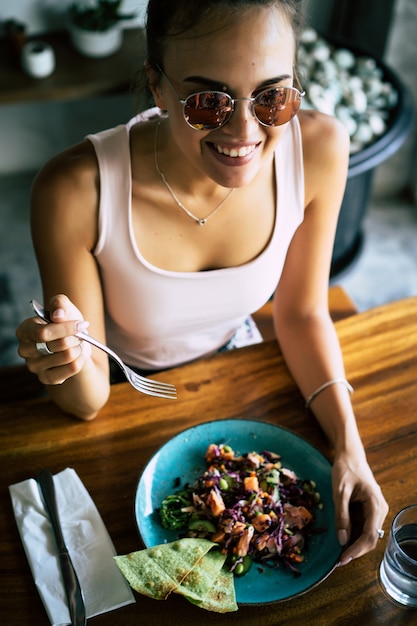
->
<box><xmin>274</xmin><ymin>111</ymin><xmax>388</xmax><ymax>563</ymax></box>
<box><xmin>17</xmin><ymin>141</ymin><xmax>110</xmax><ymax>419</ymax></box>
<box><xmin>275</xmin><ymin>112</ymin><xmax>353</xmax><ymax>441</ymax></box>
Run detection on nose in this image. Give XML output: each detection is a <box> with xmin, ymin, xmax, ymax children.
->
<box><xmin>224</xmin><ymin>97</ymin><xmax>259</xmax><ymax>134</ymax></box>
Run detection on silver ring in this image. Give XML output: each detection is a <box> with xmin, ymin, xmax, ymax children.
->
<box><xmin>377</xmin><ymin>528</ymin><xmax>385</xmax><ymax>539</ymax></box>
<box><xmin>36</xmin><ymin>341</ymin><xmax>53</xmax><ymax>356</ymax></box>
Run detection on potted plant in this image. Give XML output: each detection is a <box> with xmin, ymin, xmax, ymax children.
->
<box><xmin>3</xmin><ymin>19</ymin><xmax>27</xmax><ymax>57</ymax></box>
<box><xmin>298</xmin><ymin>28</ymin><xmax>413</xmax><ymax>277</ymax></box>
<box><xmin>68</xmin><ymin>0</ymin><xmax>135</xmax><ymax>58</ymax></box>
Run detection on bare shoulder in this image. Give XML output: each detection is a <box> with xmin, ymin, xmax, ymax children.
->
<box><xmin>33</xmin><ymin>140</ymin><xmax>98</xmax><ymax>206</ymax></box>
<box><xmin>298</xmin><ymin>110</ymin><xmax>350</xmax><ymax>206</ymax></box>
<box><xmin>31</xmin><ymin>140</ymin><xmax>99</xmax><ymax>250</ymax></box>
<box><xmin>298</xmin><ymin>109</ymin><xmax>350</xmax><ymax>163</ymax></box>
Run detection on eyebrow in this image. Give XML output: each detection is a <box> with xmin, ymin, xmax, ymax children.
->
<box><xmin>183</xmin><ymin>74</ymin><xmax>293</xmax><ymax>91</ymax></box>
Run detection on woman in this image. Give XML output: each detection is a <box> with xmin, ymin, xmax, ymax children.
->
<box><xmin>16</xmin><ymin>0</ymin><xmax>387</xmax><ymax>565</ymax></box>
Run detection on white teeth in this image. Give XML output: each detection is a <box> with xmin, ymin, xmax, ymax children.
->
<box><xmin>214</xmin><ymin>144</ymin><xmax>256</xmax><ymax>157</ymax></box>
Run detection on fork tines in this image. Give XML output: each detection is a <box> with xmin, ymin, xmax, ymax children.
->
<box><xmin>135</xmin><ymin>375</ymin><xmax>177</xmax><ymax>399</ymax></box>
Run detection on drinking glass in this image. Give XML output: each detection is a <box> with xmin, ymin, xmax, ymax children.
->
<box><xmin>379</xmin><ymin>504</ymin><xmax>417</xmax><ymax>606</ymax></box>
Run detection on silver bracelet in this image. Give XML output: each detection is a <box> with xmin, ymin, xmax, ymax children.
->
<box><xmin>305</xmin><ymin>378</ymin><xmax>354</xmax><ymax>409</ymax></box>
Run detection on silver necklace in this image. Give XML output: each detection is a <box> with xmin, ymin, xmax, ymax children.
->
<box><xmin>154</xmin><ymin>121</ymin><xmax>235</xmax><ymax>226</ymax></box>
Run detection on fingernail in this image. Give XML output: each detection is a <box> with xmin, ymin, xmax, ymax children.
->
<box><xmin>337</xmin><ymin>556</ymin><xmax>353</xmax><ymax>567</ymax></box>
<box><xmin>338</xmin><ymin>529</ymin><xmax>349</xmax><ymax>546</ymax></box>
<box><xmin>52</xmin><ymin>308</ymin><xmax>65</xmax><ymax>320</ymax></box>
<box><xmin>77</xmin><ymin>321</ymin><xmax>90</xmax><ymax>333</ymax></box>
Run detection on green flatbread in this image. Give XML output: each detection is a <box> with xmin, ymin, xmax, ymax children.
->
<box><xmin>114</xmin><ymin>549</ymin><xmax>178</xmax><ymax>600</ymax></box>
<box><xmin>114</xmin><ymin>538</ymin><xmax>238</xmax><ymax>612</ymax></box>
<box><xmin>114</xmin><ymin>538</ymin><xmax>214</xmax><ymax>600</ymax></box>
<box><xmin>179</xmin><ymin>550</ymin><xmax>237</xmax><ymax>613</ymax></box>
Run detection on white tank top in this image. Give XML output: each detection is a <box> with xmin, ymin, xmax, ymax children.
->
<box><xmin>88</xmin><ymin>109</ymin><xmax>304</xmax><ymax>370</ymax></box>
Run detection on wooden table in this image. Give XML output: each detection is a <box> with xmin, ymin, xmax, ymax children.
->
<box><xmin>1</xmin><ymin>296</ymin><xmax>416</xmax><ymax>625</ymax></box>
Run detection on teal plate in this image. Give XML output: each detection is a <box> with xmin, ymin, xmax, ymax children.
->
<box><xmin>135</xmin><ymin>419</ymin><xmax>341</xmax><ymax>604</ymax></box>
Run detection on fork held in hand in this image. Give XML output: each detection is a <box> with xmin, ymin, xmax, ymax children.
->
<box><xmin>31</xmin><ymin>300</ymin><xmax>177</xmax><ymax>400</ymax></box>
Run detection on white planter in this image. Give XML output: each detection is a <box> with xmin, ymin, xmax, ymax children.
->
<box><xmin>21</xmin><ymin>41</ymin><xmax>55</xmax><ymax>78</ymax></box>
<box><xmin>68</xmin><ymin>23</ymin><xmax>122</xmax><ymax>58</ymax></box>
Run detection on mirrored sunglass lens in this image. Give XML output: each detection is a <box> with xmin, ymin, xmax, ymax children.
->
<box><xmin>184</xmin><ymin>92</ymin><xmax>232</xmax><ymax>129</ymax></box>
<box><xmin>254</xmin><ymin>88</ymin><xmax>300</xmax><ymax>126</ymax></box>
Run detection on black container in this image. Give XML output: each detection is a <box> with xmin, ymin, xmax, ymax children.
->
<box><xmin>330</xmin><ymin>49</ymin><xmax>414</xmax><ymax>278</ymax></box>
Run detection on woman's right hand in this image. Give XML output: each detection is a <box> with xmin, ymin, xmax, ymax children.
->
<box><xmin>16</xmin><ymin>294</ymin><xmax>92</xmax><ymax>386</ymax></box>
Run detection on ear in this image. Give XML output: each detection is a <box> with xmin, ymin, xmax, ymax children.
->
<box><xmin>144</xmin><ymin>61</ymin><xmax>167</xmax><ymax>109</ymax></box>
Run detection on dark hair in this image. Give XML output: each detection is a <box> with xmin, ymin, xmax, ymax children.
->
<box><xmin>134</xmin><ymin>0</ymin><xmax>305</xmax><ymax>109</ymax></box>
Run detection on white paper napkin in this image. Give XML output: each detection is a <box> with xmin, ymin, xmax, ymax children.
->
<box><xmin>9</xmin><ymin>468</ymin><xmax>135</xmax><ymax>626</ymax></box>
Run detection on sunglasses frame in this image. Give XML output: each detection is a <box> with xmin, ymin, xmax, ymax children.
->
<box><xmin>156</xmin><ymin>66</ymin><xmax>305</xmax><ymax>130</ymax></box>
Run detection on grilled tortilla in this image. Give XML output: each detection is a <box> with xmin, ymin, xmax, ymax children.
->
<box><xmin>178</xmin><ymin>549</ymin><xmax>237</xmax><ymax>613</ymax></box>
<box><xmin>114</xmin><ymin>538</ymin><xmax>237</xmax><ymax>612</ymax></box>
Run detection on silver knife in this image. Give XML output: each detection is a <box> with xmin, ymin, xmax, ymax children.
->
<box><xmin>38</xmin><ymin>469</ymin><xmax>87</xmax><ymax>626</ymax></box>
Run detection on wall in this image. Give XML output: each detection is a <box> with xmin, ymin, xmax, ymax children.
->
<box><xmin>0</xmin><ymin>0</ymin><xmax>147</xmax><ymax>35</ymax></box>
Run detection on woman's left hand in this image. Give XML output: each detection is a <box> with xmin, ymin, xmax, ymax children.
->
<box><xmin>331</xmin><ymin>450</ymin><xmax>389</xmax><ymax>566</ymax></box>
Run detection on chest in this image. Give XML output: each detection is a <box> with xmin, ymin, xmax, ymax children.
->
<box><xmin>131</xmin><ymin>171</ymin><xmax>276</xmax><ymax>273</ymax></box>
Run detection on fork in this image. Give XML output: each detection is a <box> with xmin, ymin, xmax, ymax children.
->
<box><xmin>31</xmin><ymin>300</ymin><xmax>177</xmax><ymax>400</ymax></box>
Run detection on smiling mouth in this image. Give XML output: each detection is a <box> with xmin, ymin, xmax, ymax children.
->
<box><xmin>212</xmin><ymin>143</ymin><xmax>257</xmax><ymax>158</ymax></box>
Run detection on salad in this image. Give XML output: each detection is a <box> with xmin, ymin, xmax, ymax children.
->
<box><xmin>160</xmin><ymin>443</ymin><xmax>323</xmax><ymax>576</ymax></box>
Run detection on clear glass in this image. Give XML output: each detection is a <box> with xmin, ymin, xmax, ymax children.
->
<box><xmin>379</xmin><ymin>504</ymin><xmax>417</xmax><ymax>606</ymax></box>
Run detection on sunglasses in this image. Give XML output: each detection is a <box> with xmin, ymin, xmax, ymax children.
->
<box><xmin>157</xmin><ymin>66</ymin><xmax>305</xmax><ymax>131</ymax></box>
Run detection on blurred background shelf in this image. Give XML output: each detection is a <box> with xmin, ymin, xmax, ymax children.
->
<box><xmin>0</xmin><ymin>28</ymin><xmax>144</xmax><ymax>104</ymax></box>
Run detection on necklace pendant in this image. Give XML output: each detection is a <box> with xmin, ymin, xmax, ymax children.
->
<box><xmin>155</xmin><ymin>121</ymin><xmax>235</xmax><ymax>227</ymax></box>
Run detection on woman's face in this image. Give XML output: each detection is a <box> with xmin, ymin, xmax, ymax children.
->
<box><xmin>154</xmin><ymin>6</ymin><xmax>297</xmax><ymax>189</ymax></box>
